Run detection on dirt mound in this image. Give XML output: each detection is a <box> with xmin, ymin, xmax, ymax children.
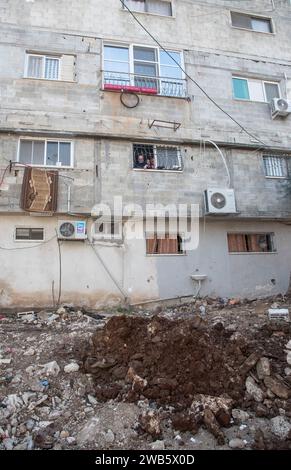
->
<box><xmin>83</xmin><ymin>315</ymin><xmax>289</xmax><ymax>408</ymax></box>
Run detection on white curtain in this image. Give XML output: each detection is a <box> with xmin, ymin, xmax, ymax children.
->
<box><xmin>147</xmin><ymin>0</ymin><xmax>172</xmax><ymax>16</ymax></box>
<box><xmin>124</xmin><ymin>0</ymin><xmax>145</xmax><ymax>12</ymax></box>
<box><xmin>27</xmin><ymin>56</ymin><xmax>42</xmax><ymax>78</ymax></box>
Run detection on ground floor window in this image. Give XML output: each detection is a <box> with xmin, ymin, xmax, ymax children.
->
<box><xmin>227</xmin><ymin>233</ymin><xmax>275</xmax><ymax>253</ymax></box>
<box><xmin>15</xmin><ymin>227</ymin><xmax>44</xmax><ymax>241</ymax></box>
<box><xmin>133</xmin><ymin>144</ymin><xmax>182</xmax><ymax>171</ymax></box>
<box><xmin>146</xmin><ymin>233</ymin><xmax>184</xmax><ymax>254</ymax></box>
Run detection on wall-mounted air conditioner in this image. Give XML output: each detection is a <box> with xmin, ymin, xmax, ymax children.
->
<box><xmin>271</xmin><ymin>98</ymin><xmax>291</xmax><ymax>119</ymax></box>
<box><xmin>204</xmin><ymin>188</ymin><xmax>237</xmax><ymax>215</ymax></box>
<box><xmin>57</xmin><ymin>220</ymin><xmax>87</xmax><ymax>240</ymax></box>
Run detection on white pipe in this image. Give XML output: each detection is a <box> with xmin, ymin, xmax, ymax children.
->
<box><xmin>204</xmin><ymin>139</ymin><xmax>231</xmax><ymax>188</ymax></box>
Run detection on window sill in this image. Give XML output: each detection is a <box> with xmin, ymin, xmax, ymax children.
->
<box><xmin>229</xmin><ymin>251</ymin><xmax>277</xmax><ymax>255</ymax></box>
<box><xmin>18</xmin><ymin>163</ymin><xmax>74</xmax><ymax>169</ymax></box>
<box><xmin>132</xmin><ymin>168</ymin><xmax>183</xmax><ymax>173</ymax></box>
<box><xmin>146</xmin><ymin>253</ymin><xmax>186</xmax><ymax>257</ymax></box>
<box><xmin>120</xmin><ymin>8</ymin><xmax>175</xmax><ymax>19</ymax></box>
<box><xmin>265</xmin><ymin>176</ymin><xmax>289</xmax><ymax>180</ymax></box>
<box><xmin>233</xmin><ymin>98</ymin><xmax>270</xmax><ymax>104</ymax></box>
<box><xmin>231</xmin><ymin>26</ymin><xmax>275</xmax><ymax>35</ymax></box>
<box><xmin>14</xmin><ymin>239</ymin><xmax>45</xmax><ymax>243</ymax></box>
<box><xmin>23</xmin><ymin>77</ymin><xmax>76</xmax><ymax>84</ymax></box>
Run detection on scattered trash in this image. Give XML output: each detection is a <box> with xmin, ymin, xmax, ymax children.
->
<box><xmin>268</xmin><ymin>308</ymin><xmax>289</xmax><ymax>322</ymax></box>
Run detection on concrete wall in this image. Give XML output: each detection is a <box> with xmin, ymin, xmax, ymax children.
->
<box><xmin>1</xmin><ymin>214</ymin><xmax>291</xmax><ymax>309</ymax></box>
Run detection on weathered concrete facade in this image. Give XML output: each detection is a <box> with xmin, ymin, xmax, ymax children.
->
<box><xmin>1</xmin><ymin>0</ymin><xmax>291</xmax><ymax>308</ymax></box>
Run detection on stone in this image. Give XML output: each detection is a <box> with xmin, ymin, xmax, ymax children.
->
<box><xmin>264</xmin><ymin>376</ymin><xmax>289</xmax><ymax>399</ymax></box>
<box><xmin>87</xmin><ymin>395</ymin><xmax>98</xmax><ymax>405</ymax></box>
<box><xmin>126</xmin><ymin>367</ymin><xmax>147</xmax><ymax>391</ymax></box>
<box><xmin>37</xmin><ymin>311</ymin><xmax>51</xmax><ymax>321</ymax></box>
<box><xmin>285</xmin><ymin>368</ymin><xmax>291</xmax><ymax>376</ymax></box>
<box><xmin>203</xmin><ymin>408</ymin><xmax>225</xmax><ymax>445</ymax></box>
<box><xmin>3</xmin><ymin>438</ymin><xmax>15</xmax><ymax>450</ymax></box>
<box><xmin>270</xmin><ymin>416</ymin><xmax>291</xmax><ymax>440</ymax></box>
<box><xmin>64</xmin><ymin>363</ymin><xmax>79</xmax><ymax>373</ymax></box>
<box><xmin>42</xmin><ymin>361</ymin><xmax>60</xmax><ymax>377</ymax></box>
<box><xmin>232</xmin><ymin>409</ymin><xmax>250</xmax><ymax>422</ymax></box>
<box><xmin>287</xmin><ymin>352</ymin><xmax>291</xmax><ymax>366</ymax></box>
<box><xmin>228</xmin><ymin>438</ymin><xmax>245</xmax><ymax>449</ymax></box>
<box><xmin>240</xmin><ymin>352</ymin><xmax>262</xmax><ymax>375</ymax></box>
<box><xmin>286</xmin><ymin>340</ymin><xmax>291</xmax><ymax>350</ymax></box>
<box><xmin>139</xmin><ymin>410</ymin><xmax>161</xmax><ymax>437</ymax></box>
<box><xmin>0</xmin><ymin>358</ymin><xmax>12</xmax><ymax>364</ymax></box>
<box><xmin>151</xmin><ymin>440</ymin><xmax>165</xmax><ymax>450</ymax></box>
<box><xmin>24</xmin><ymin>347</ymin><xmax>35</xmax><ymax>356</ymax></box>
<box><xmin>66</xmin><ymin>437</ymin><xmax>76</xmax><ymax>445</ymax></box>
<box><xmin>256</xmin><ymin>357</ymin><xmax>271</xmax><ymax>380</ymax></box>
<box><xmin>104</xmin><ymin>429</ymin><xmax>115</xmax><ymax>444</ymax></box>
<box><xmin>56</xmin><ymin>307</ymin><xmax>67</xmax><ymax>315</ymax></box>
<box><xmin>245</xmin><ymin>376</ymin><xmax>264</xmax><ymax>402</ymax></box>
<box><xmin>60</xmin><ymin>430</ymin><xmax>69</xmax><ymax>439</ymax></box>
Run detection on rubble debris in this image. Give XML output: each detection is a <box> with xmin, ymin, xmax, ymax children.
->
<box><xmin>256</xmin><ymin>357</ymin><xmax>271</xmax><ymax>380</ymax></box>
<box><xmin>263</xmin><ymin>377</ymin><xmax>289</xmax><ymax>399</ymax></box>
<box><xmin>268</xmin><ymin>308</ymin><xmax>290</xmax><ymax>322</ymax></box>
<box><xmin>228</xmin><ymin>438</ymin><xmax>245</xmax><ymax>449</ymax></box>
<box><xmin>64</xmin><ymin>363</ymin><xmax>80</xmax><ymax>374</ymax></box>
<box><xmin>270</xmin><ymin>416</ymin><xmax>291</xmax><ymax>440</ymax></box>
<box><xmin>245</xmin><ymin>377</ymin><xmax>264</xmax><ymax>402</ymax></box>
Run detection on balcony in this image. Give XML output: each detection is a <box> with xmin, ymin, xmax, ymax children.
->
<box><xmin>102</xmin><ymin>71</ymin><xmax>187</xmax><ymax>98</ymax></box>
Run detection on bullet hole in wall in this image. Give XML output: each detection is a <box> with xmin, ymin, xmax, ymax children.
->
<box><xmin>271</xmin><ymin>279</ymin><xmax>276</xmax><ymax>285</ymax></box>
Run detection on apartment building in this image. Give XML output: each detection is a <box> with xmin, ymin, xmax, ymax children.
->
<box><xmin>1</xmin><ymin>0</ymin><xmax>291</xmax><ymax>309</ymax></box>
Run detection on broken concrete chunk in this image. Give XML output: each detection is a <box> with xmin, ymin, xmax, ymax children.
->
<box><xmin>232</xmin><ymin>409</ymin><xmax>250</xmax><ymax>422</ymax></box>
<box><xmin>203</xmin><ymin>408</ymin><xmax>225</xmax><ymax>445</ymax></box>
<box><xmin>240</xmin><ymin>352</ymin><xmax>262</xmax><ymax>375</ymax></box>
<box><xmin>270</xmin><ymin>416</ymin><xmax>291</xmax><ymax>440</ymax></box>
<box><xmin>139</xmin><ymin>410</ymin><xmax>161</xmax><ymax>437</ymax></box>
<box><xmin>286</xmin><ymin>340</ymin><xmax>291</xmax><ymax>350</ymax></box>
<box><xmin>287</xmin><ymin>352</ymin><xmax>291</xmax><ymax>366</ymax></box>
<box><xmin>126</xmin><ymin>367</ymin><xmax>147</xmax><ymax>391</ymax></box>
<box><xmin>64</xmin><ymin>363</ymin><xmax>80</xmax><ymax>373</ymax></box>
<box><xmin>256</xmin><ymin>357</ymin><xmax>271</xmax><ymax>380</ymax></box>
<box><xmin>228</xmin><ymin>438</ymin><xmax>245</xmax><ymax>449</ymax></box>
<box><xmin>151</xmin><ymin>440</ymin><xmax>165</xmax><ymax>450</ymax></box>
<box><xmin>41</xmin><ymin>361</ymin><xmax>60</xmax><ymax>377</ymax></box>
<box><xmin>245</xmin><ymin>376</ymin><xmax>264</xmax><ymax>402</ymax></box>
<box><xmin>263</xmin><ymin>376</ymin><xmax>289</xmax><ymax>399</ymax></box>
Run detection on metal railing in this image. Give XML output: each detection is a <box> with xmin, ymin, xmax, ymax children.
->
<box><xmin>102</xmin><ymin>71</ymin><xmax>187</xmax><ymax>98</ymax></box>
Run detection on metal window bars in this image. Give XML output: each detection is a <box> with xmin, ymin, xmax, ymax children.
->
<box><xmin>133</xmin><ymin>144</ymin><xmax>182</xmax><ymax>170</ymax></box>
<box><xmin>263</xmin><ymin>155</ymin><xmax>288</xmax><ymax>177</ymax></box>
<box><xmin>103</xmin><ymin>71</ymin><xmax>187</xmax><ymax>98</ymax></box>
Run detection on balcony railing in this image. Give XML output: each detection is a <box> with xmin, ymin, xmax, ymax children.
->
<box><xmin>102</xmin><ymin>71</ymin><xmax>187</xmax><ymax>98</ymax></box>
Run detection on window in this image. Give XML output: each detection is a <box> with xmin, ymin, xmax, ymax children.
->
<box><xmin>25</xmin><ymin>53</ymin><xmax>75</xmax><ymax>81</ymax></box>
<box><xmin>263</xmin><ymin>155</ymin><xmax>289</xmax><ymax>178</ymax></box>
<box><xmin>122</xmin><ymin>0</ymin><xmax>172</xmax><ymax>16</ymax></box>
<box><xmin>15</xmin><ymin>227</ymin><xmax>44</xmax><ymax>241</ymax></box>
<box><xmin>133</xmin><ymin>144</ymin><xmax>182</xmax><ymax>170</ymax></box>
<box><xmin>232</xmin><ymin>77</ymin><xmax>280</xmax><ymax>102</ymax></box>
<box><xmin>103</xmin><ymin>44</ymin><xmax>185</xmax><ymax>97</ymax></box>
<box><xmin>227</xmin><ymin>233</ymin><xmax>275</xmax><ymax>253</ymax></box>
<box><xmin>231</xmin><ymin>12</ymin><xmax>273</xmax><ymax>33</ymax></box>
<box><xmin>18</xmin><ymin>139</ymin><xmax>73</xmax><ymax>167</ymax></box>
<box><xmin>146</xmin><ymin>234</ymin><xmax>184</xmax><ymax>254</ymax></box>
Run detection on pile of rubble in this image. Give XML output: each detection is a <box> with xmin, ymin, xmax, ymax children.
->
<box><xmin>0</xmin><ymin>298</ymin><xmax>291</xmax><ymax>450</ymax></box>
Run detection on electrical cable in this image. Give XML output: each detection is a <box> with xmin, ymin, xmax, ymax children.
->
<box><xmin>120</xmin><ymin>0</ymin><xmax>269</xmax><ymax>147</ymax></box>
<box><xmin>0</xmin><ymin>234</ymin><xmax>57</xmax><ymax>251</ymax></box>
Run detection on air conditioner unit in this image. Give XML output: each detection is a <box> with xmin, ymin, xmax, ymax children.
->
<box><xmin>204</xmin><ymin>188</ymin><xmax>237</xmax><ymax>214</ymax></box>
<box><xmin>270</xmin><ymin>98</ymin><xmax>291</xmax><ymax>119</ymax></box>
<box><xmin>57</xmin><ymin>220</ymin><xmax>87</xmax><ymax>240</ymax></box>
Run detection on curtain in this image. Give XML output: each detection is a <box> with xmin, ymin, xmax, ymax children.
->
<box><xmin>45</xmin><ymin>58</ymin><xmax>59</xmax><ymax>80</ymax></box>
<box><xmin>124</xmin><ymin>0</ymin><xmax>145</xmax><ymax>12</ymax></box>
<box><xmin>147</xmin><ymin>1</ymin><xmax>172</xmax><ymax>15</ymax></box>
<box><xmin>156</xmin><ymin>147</ymin><xmax>180</xmax><ymax>170</ymax></box>
<box><xmin>27</xmin><ymin>56</ymin><xmax>42</xmax><ymax>78</ymax></box>
<box><xmin>227</xmin><ymin>234</ymin><xmax>247</xmax><ymax>252</ymax></box>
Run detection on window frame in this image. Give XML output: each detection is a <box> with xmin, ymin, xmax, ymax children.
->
<box><xmin>102</xmin><ymin>41</ymin><xmax>185</xmax><ymax>97</ymax></box>
<box><xmin>230</xmin><ymin>11</ymin><xmax>274</xmax><ymax>34</ymax></box>
<box><xmin>145</xmin><ymin>232</ymin><xmax>186</xmax><ymax>256</ymax></box>
<box><xmin>132</xmin><ymin>143</ymin><xmax>183</xmax><ymax>172</ymax></box>
<box><xmin>25</xmin><ymin>53</ymin><xmax>61</xmax><ymax>81</ymax></box>
<box><xmin>232</xmin><ymin>76</ymin><xmax>281</xmax><ymax>103</ymax></box>
<box><xmin>263</xmin><ymin>155</ymin><xmax>289</xmax><ymax>179</ymax></box>
<box><xmin>121</xmin><ymin>0</ymin><xmax>174</xmax><ymax>18</ymax></box>
<box><xmin>227</xmin><ymin>232</ymin><xmax>276</xmax><ymax>254</ymax></box>
<box><xmin>14</xmin><ymin>227</ymin><xmax>45</xmax><ymax>243</ymax></box>
<box><xmin>17</xmin><ymin>137</ymin><xmax>74</xmax><ymax>169</ymax></box>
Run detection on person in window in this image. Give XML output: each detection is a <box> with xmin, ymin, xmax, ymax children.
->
<box><xmin>135</xmin><ymin>154</ymin><xmax>149</xmax><ymax>169</ymax></box>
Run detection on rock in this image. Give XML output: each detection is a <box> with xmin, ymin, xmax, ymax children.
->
<box><xmin>240</xmin><ymin>352</ymin><xmax>262</xmax><ymax>375</ymax></box>
<box><xmin>104</xmin><ymin>429</ymin><xmax>115</xmax><ymax>444</ymax></box>
<box><xmin>24</xmin><ymin>347</ymin><xmax>35</xmax><ymax>356</ymax></box>
<box><xmin>203</xmin><ymin>408</ymin><xmax>225</xmax><ymax>445</ymax></box>
<box><xmin>216</xmin><ymin>408</ymin><xmax>231</xmax><ymax>427</ymax></box>
<box><xmin>151</xmin><ymin>440</ymin><xmax>165</xmax><ymax>450</ymax></box>
<box><xmin>285</xmin><ymin>368</ymin><xmax>291</xmax><ymax>377</ymax></box>
<box><xmin>3</xmin><ymin>438</ymin><xmax>14</xmax><ymax>450</ymax></box>
<box><xmin>286</xmin><ymin>340</ymin><xmax>291</xmax><ymax>350</ymax></box>
<box><xmin>56</xmin><ymin>307</ymin><xmax>67</xmax><ymax>315</ymax></box>
<box><xmin>245</xmin><ymin>376</ymin><xmax>264</xmax><ymax>402</ymax></box>
<box><xmin>37</xmin><ymin>311</ymin><xmax>51</xmax><ymax>321</ymax></box>
<box><xmin>42</xmin><ymin>361</ymin><xmax>60</xmax><ymax>377</ymax></box>
<box><xmin>126</xmin><ymin>367</ymin><xmax>147</xmax><ymax>391</ymax></box>
<box><xmin>0</xmin><ymin>358</ymin><xmax>12</xmax><ymax>364</ymax></box>
<box><xmin>66</xmin><ymin>437</ymin><xmax>76</xmax><ymax>445</ymax></box>
<box><xmin>87</xmin><ymin>395</ymin><xmax>98</xmax><ymax>406</ymax></box>
<box><xmin>64</xmin><ymin>363</ymin><xmax>79</xmax><ymax>373</ymax></box>
<box><xmin>232</xmin><ymin>409</ymin><xmax>250</xmax><ymax>422</ymax></box>
<box><xmin>264</xmin><ymin>377</ymin><xmax>289</xmax><ymax>399</ymax></box>
<box><xmin>255</xmin><ymin>404</ymin><xmax>269</xmax><ymax>418</ymax></box>
<box><xmin>287</xmin><ymin>352</ymin><xmax>291</xmax><ymax>366</ymax></box>
<box><xmin>26</xmin><ymin>419</ymin><xmax>35</xmax><ymax>431</ymax></box>
<box><xmin>270</xmin><ymin>416</ymin><xmax>291</xmax><ymax>440</ymax></box>
<box><xmin>60</xmin><ymin>430</ymin><xmax>69</xmax><ymax>439</ymax></box>
<box><xmin>139</xmin><ymin>410</ymin><xmax>161</xmax><ymax>437</ymax></box>
<box><xmin>256</xmin><ymin>357</ymin><xmax>271</xmax><ymax>380</ymax></box>
<box><xmin>229</xmin><ymin>438</ymin><xmax>245</xmax><ymax>449</ymax></box>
